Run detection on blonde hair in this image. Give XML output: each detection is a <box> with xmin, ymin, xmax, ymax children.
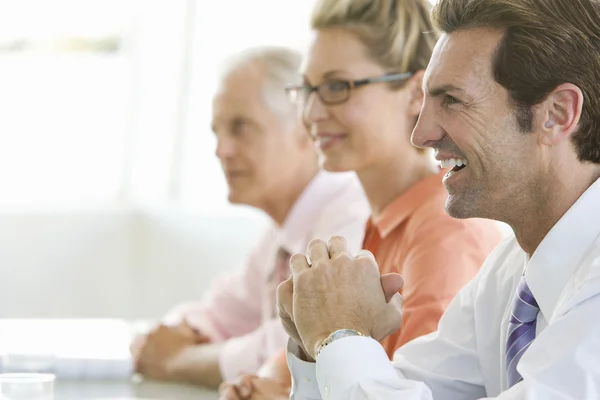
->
<box><xmin>311</xmin><ymin>0</ymin><xmax>438</xmax><ymax>77</ymax></box>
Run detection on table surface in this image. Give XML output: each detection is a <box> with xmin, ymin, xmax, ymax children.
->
<box><xmin>55</xmin><ymin>379</ymin><xmax>218</xmax><ymax>400</ymax></box>
<box><xmin>0</xmin><ymin>320</ymin><xmax>219</xmax><ymax>399</ymax></box>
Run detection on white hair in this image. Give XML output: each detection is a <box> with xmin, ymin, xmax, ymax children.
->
<box><xmin>219</xmin><ymin>46</ymin><xmax>302</xmax><ymax>121</ymax></box>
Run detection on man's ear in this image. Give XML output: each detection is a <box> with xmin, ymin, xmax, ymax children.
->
<box><xmin>537</xmin><ymin>83</ymin><xmax>583</xmax><ymax>146</ymax></box>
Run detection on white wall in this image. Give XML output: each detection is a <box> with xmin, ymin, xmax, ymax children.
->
<box><xmin>0</xmin><ymin>208</ymin><xmax>512</xmax><ymax>318</ymax></box>
<box><xmin>132</xmin><ymin>209</ymin><xmax>268</xmax><ymax>318</ymax></box>
<box><xmin>0</xmin><ymin>209</ymin><xmax>267</xmax><ymax>318</ymax></box>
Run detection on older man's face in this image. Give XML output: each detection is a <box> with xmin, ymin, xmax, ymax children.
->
<box><xmin>211</xmin><ymin>66</ymin><xmax>302</xmax><ymax>208</ymax></box>
<box><xmin>412</xmin><ymin>28</ymin><xmax>540</xmax><ymax>221</ymax></box>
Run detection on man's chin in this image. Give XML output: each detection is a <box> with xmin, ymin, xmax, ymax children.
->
<box><xmin>445</xmin><ymin>194</ymin><xmax>477</xmax><ymax>219</ymax></box>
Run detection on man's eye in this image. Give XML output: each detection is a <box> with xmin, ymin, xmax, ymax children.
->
<box><xmin>231</xmin><ymin>120</ymin><xmax>248</xmax><ymax>136</ymax></box>
<box><xmin>442</xmin><ymin>95</ymin><xmax>461</xmax><ymax>106</ymax></box>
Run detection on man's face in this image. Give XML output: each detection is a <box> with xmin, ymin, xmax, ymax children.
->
<box><xmin>412</xmin><ymin>28</ymin><xmax>540</xmax><ymax>220</ymax></box>
<box><xmin>211</xmin><ymin>66</ymin><xmax>303</xmax><ymax>207</ymax></box>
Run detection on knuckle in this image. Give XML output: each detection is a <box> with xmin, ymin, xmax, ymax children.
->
<box><xmin>331</xmin><ymin>252</ymin><xmax>353</xmax><ymax>266</ymax></box>
<box><xmin>391</xmin><ymin>293</ymin><xmax>403</xmax><ymax>308</ymax></box>
<box><xmin>328</xmin><ymin>235</ymin><xmax>346</xmax><ymax>244</ymax></box>
<box><xmin>277</xmin><ymin>289</ymin><xmax>291</xmax><ymax>311</ymax></box>
<box><xmin>356</xmin><ymin>249</ymin><xmax>375</xmax><ymax>260</ymax></box>
<box><xmin>308</xmin><ymin>238</ymin><xmax>326</xmax><ymax>250</ymax></box>
<box><xmin>355</xmin><ymin>252</ymin><xmax>377</xmax><ymax>268</ymax></box>
<box><xmin>290</xmin><ymin>253</ymin><xmax>305</xmax><ymax>264</ymax></box>
<box><xmin>276</xmin><ymin>281</ymin><xmax>292</xmax><ymax>303</ymax></box>
<box><xmin>308</xmin><ymin>237</ymin><xmax>325</xmax><ymax>246</ymax></box>
<box><xmin>218</xmin><ymin>382</ymin><xmax>230</xmax><ymax>393</ymax></box>
<box><xmin>312</xmin><ymin>259</ymin><xmax>330</xmax><ymax>269</ymax></box>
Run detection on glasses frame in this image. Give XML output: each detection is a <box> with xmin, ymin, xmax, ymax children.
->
<box><xmin>285</xmin><ymin>71</ymin><xmax>414</xmax><ymax>106</ymax></box>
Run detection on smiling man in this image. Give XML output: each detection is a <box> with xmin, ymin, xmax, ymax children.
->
<box><xmin>279</xmin><ymin>0</ymin><xmax>600</xmax><ymax>399</ymax></box>
<box><xmin>131</xmin><ymin>46</ymin><xmax>369</xmax><ymax>388</ymax></box>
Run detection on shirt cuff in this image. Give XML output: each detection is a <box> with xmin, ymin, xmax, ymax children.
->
<box><xmin>288</xmin><ymin>341</ymin><xmax>322</xmax><ymax>400</ymax></box>
<box><xmin>316</xmin><ymin>336</ymin><xmax>399</xmax><ymax>399</ymax></box>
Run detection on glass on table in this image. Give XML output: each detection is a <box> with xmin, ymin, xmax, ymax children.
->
<box><xmin>1</xmin><ymin>353</ymin><xmax>55</xmax><ymax>374</ymax></box>
<box><xmin>0</xmin><ymin>373</ymin><xmax>55</xmax><ymax>400</ymax></box>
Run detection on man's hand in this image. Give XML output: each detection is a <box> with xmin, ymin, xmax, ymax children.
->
<box><xmin>290</xmin><ymin>236</ymin><xmax>404</xmax><ymax>359</ymax></box>
<box><xmin>218</xmin><ymin>375</ymin><xmax>290</xmax><ymax>400</ymax></box>
<box><xmin>131</xmin><ymin>320</ymin><xmax>209</xmax><ymax>359</ymax></box>
<box><xmin>134</xmin><ymin>322</ymin><xmax>209</xmax><ymax>381</ymax></box>
<box><xmin>277</xmin><ymin>277</ymin><xmax>312</xmax><ymax>361</ymax></box>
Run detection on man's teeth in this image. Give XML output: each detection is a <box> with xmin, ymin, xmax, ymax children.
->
<box><xmin>440</xmin><ymin>158</ymin><xmax>468</xmax><ymax>169</ymax></box>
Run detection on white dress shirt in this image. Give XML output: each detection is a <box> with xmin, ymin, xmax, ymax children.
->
<box><xmin>288</xmin><ymin>177</ymin><xmax>600</xmax><ymax>400</ymax></box>
<box><xmin>163</xmin><ymin>171</ymin><xmax>370</xmax><ymax>381</ymax></box>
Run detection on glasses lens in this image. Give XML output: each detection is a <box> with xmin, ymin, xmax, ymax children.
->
<box><xmin>286</xmin><ymin>86</ymin><xmax>310</xmax><ymax>106</ymax></box>
<box><xmin>320</xmin><ymin>80</ymin><xmax>350</xmax><ymax>104</ymax></box>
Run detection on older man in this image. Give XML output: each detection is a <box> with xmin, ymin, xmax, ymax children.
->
<box><xmin>280</xmin><ymin>0</ymin><xmax>600</xmax><ymax>399</ymax></box>
<box><xmin>131</xmin><ymin>46</ymin><xmax>369</xmax><ymax>388</ymax></box>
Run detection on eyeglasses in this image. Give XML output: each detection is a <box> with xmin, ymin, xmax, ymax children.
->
<box><xmin>285</xmin><ymin>72</ymin><xmax>413</xmax><ymax>106</ymax></box>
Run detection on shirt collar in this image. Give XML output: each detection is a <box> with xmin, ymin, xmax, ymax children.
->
<box><xmin>277</xmin><ymin>171</ymin><xmax>362</xmax><ymax>255</ymax></box>
<box><xmin>372</xmin><ymin>169</ymin><xmax>446</xmax><ymax>238</ymax></box>
<box><xmin>526</xmin><ymin>177</ymin><xmax>600</xmax><ymax>321</ymax></box>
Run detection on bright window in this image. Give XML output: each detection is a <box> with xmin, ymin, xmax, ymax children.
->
<box><xmin>0</xmin><ymin>0</ymin><xmax>139</xmax><ymax>207</ymax></box>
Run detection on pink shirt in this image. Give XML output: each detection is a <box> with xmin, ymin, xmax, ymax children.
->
<box><xmin>163</xmin><ymin>171</ymin><xmax>370</xmax><ymax>380</ymax></box>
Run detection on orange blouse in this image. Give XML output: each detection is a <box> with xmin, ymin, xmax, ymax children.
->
<box><xmin>259</xmin><ymin>170</ymin><xmax>503</xmax><ymax>382</ymax></box>
<box><xmin>369</xmin><ymin>170</ymin><xmax>502</xmax><ymax>356</ymax></box>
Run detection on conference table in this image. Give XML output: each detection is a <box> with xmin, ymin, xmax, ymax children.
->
<box><xmin>55</xmin><ymin>379</ymin><xmax>218</xmax><ymax>400</ymax></box>
<box><xmin>0</xmin><ymin>319</ymin><xmax>220</xmax><ymax>399</ymax></box>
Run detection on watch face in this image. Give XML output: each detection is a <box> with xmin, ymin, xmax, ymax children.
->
<box><xmin>317</xmin><ymin>329</ymin><xmax>365</xmax><ymax>358</ymax></box>
<box><xmin>332</xmin><ymin>329</ymin><xmax>361</xmax><ymax>341</ymax></box>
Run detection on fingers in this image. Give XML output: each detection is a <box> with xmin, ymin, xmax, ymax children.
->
<box><xmin>307</xmin><ymin>239</ymin><xmax>329</xmax><ymax>264</ymax></box>
<box><xmin>355</xmin><ymin>249</ymin><xmax>376</xmax><ymax>263</ymax></box>
<box><xmin>388</xmin><ymin>292</ymin><xmax>403</xmax><ymax>310</ymax></box>
<box><xmin>354</xmin><ymin>249</ymin><xmax>379</xmax><ymax>275</ymax></box>
<box><xmin>237</xmin><ymin>374</ymin><xmax>254</xmax><ymax>397</ymax></box>
<box><xmin>180</xmin><ymin>318</ymin><xmax>199</xmax><ymax>335</ymax></box>
<box><xmin>179</xmin><ymin>319</ymin><xmax>211</xmax><ymax>343</ymax></box>
<box><xmin>276</xmin><ymin>279</ymin><xmax>293</xmax><ymax>316</ymax></box>
<box><xmin>383</xmin><ymin>292</ymin><xmax>404</xmax><ymax>338</ymax></box>
<box><xmin>380</xmin><ymin>273</ymin><xmax>405</xmax><ymax>303</ymax></box>
<box><xmin>290</xmin><ymin>254</ymin><xmax>310</xmax><ymax>275</ymax></box>
<box><xmin>219</xmin><ymin>386</ymin><xmax>242</xmax><ymax>400</ymax></box>
<box><xmin>218</xmin><ymin>382</ymin><xmax>235</xmax><ymax>400</ymax></box>
<box><xmin>252</xmin><ymin>377</ymin><xmax>291</xmax><ymax>398</ymax></box>
<box><xmin>218</xmin><ymin>375</ymin><xmax>255</xmax><ymax>400</ymax></box>
<box><xmin>327</xmin><ymin>236</ymin><xmax>349</xmax><ymax>259</ymax></box>
<box><xmin>194</xmin><ymin>332</ymin><xmax>211</xmax><ymax>344</ymax></box>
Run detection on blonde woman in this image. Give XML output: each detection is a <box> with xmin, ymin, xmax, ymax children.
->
<box><xmin>220</xmin><ymin>0</ymin><xmax>502</xmax><ymax>398</ymax></box>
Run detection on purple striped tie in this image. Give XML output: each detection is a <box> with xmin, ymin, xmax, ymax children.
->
<box><xmin>506</xmin><ymin>277</ymin><xmax>540</xmax><ymax>387</ymax></box>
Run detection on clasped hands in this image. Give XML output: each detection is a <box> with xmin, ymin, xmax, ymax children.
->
<box><xmin>277</xmin><ymin>236</ymin><xmax>404</xmax><ymax>360</ymax></box>
<box><xmin>218</xmin><ymin>236</ymin><xmax>404</xmax><ymax>400</ymax></box>
<box><xmin>131</xmin><ymin>320</ymin><xmax>209</xmax><ymax>381</ymax></box>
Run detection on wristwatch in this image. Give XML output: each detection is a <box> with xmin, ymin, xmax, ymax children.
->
<box><xmin>315</xmin><ymin>329</ymin><xmax>365</xmax><ymax>359</ymax></box>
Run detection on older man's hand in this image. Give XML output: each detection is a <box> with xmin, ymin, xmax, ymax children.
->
<box><xmin>288</xmin><ymin>236</ymin><xmax>404</xmax><ymax>359</ymax></box>
<box><xmin>277</xmin><ymin>276</ymin><xmax>312</xmax><ymax>361</ymax></box>
<box><xmin>134</xmin><ymin>322</ymin><xmax>209</xmax><ymax>381</ymax></box>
